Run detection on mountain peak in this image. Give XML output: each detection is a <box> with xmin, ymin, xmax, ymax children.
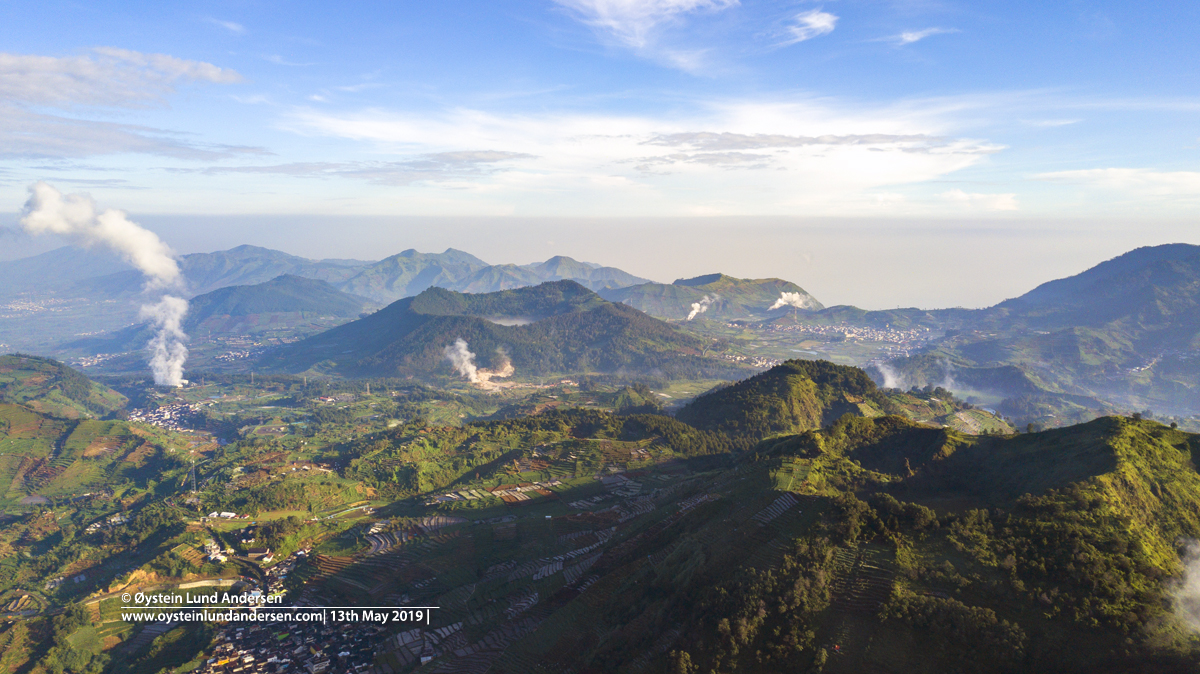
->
<box><xmin>673</xmin><ymin>273</ymin><xmax>728</xmax><ymax>287</ymax></box>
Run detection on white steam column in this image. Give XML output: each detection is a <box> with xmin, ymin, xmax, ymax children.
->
<box><xmin>20</xmin><ymin>182</ymin><xmax>190</xmax><ymax>387</ymax></box>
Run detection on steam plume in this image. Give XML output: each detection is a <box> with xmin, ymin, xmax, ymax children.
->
<box><xmin>768</xmin><ymin>291</ymin><xmax>814</xmax><ymax>311</ymax></box>
<box><xmin>443</xmin><ymin>338</ymin><xmax>480</xmax><ymax>383</ymax></box>
<box><xmin>875</xmin><ymin>362</ymin><xmax>903</xmax><ymax>389</ymax></box>
<box><xmin>20</xmin><ymin>182</ymin><xmax>189</xmax><ymax>386</ymax></box>
<box><xmin>687</xmin><ymin>294</ymin><xmax>717</xmax><ymax>320</ymax></box>
<box><xmin>442</xmin><ymin>339</ymin><xmax>515</xmax><ymax>390</ymax></box>
<box><xmin>1173</xmin><ymin>539</ymin><xmax>1200</xmax><ymax>633</ymax></box>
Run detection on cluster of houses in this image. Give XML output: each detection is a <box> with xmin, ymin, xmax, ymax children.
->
<box><xmin>200</xmin><ymin>537</ymin><xmax>273</xmax><ymax>564</ymax></box>
<box><xmin>203</xmin><ymin>538</ymin><xmax>233</xmax><ymax>564</ymax></box>
<box><xmin>198</xmin><ymin>614</ymin><xmax>384</xmax><ymax>673</ymax></box>
<box><xmin>127</xmin><ymin>402</ymin><xmax>202</xmax><ymax>432</ymax></box>
<box><xmin>84</xmin><ymin>512</ymin><xmax>128</xmax><ymax>534</ymax></box>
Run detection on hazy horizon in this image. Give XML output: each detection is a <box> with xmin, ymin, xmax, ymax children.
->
<box><xmin>3</xmin><ymin>212</ymin><xmax>1193</xmax><ymax>310</ymax></box>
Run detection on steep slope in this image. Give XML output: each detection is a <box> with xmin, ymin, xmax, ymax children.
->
<box><xmin>600</xmin><ymin>273</ymin><xmax>824</xmax><ymax>321</ymax></box>
<box><xmin>0</xmin><ymin>354</ymin><xmax>126</xmax><ymax>418</ymax></box>
<box><xmin>268</xmin><ymin>406</ymin><xmax>1200</xmax><ymax>674</ymax></box>
<box><xmin>260</xmin><ymin>281</ymin><xmax>741</xmax><ymax>379</ymax></box>
<box><xmin>952</xmin><ymin>244</ymin><xmax>1198</xmax><ymax>414</ymax></box>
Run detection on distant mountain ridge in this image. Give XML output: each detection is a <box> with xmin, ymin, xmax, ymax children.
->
<box><xmin>870</xmin><ymin>243</ymin><xmax>1200</xmax><ymax>418</ymax></box>
<box><xmin>0</xmin><ymin>245</ymin><xmax>652</xmax><ymax>305</ymax></box>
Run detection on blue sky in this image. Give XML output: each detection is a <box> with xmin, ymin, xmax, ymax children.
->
<box><xmin>1</xmin><ymin>1</ymin><xmax>1198</xmax><ymax>305</ymax></box>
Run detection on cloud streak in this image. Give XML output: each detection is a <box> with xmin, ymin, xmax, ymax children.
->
<box><xmin>0</xmin><ymin>105</ymin><xmax>266</xmax><ymax>160</ymax></box>
<box><xmin>553</xmin><ymin>0</ymin><xmax>738</xmax><ymax>49</ymax></box>
<box><xmin>1036</xmin><ymin>168</ymin><xmax>1200</xmax><ymax>196</ymax></box>
<box><xmin>180</xmin><ymin>151</ymin><xmax>536</xmax><ymax>186</ymax></box>
<box><xmin>888</xmin><ymin>27</ymin><xmax>957</xmax><ymax>45</ymax></box>
<box><xmin>777</xmin><ymin>9</ymin><xmax>837</xmax><ymax>46</ymax></box>
<box><xmin>207</xmin><ymin>18</ymin><xmax>245</xmax><ymax>34</ymax></box>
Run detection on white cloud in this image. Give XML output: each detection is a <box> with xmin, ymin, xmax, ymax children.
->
<box><xmin>939</xmin><ymin>189</ymin><xmax>1019</xmax><ymax>211</ymax></box>
<box><xmin>553</xmin><ymin>0</ymin><xmax>738</xmax><ymax>49</ymax></box>
<box><xmin>890</xmin><ymin>27</ymin><xmax>956</xmax><ymax>45</ymax></box>
<box><xmin>270</xmin><ymin>99</ymin><xmax>1001</xmax><ymax>214</ymax></box>
<box><xmin>1036</xmin><ymin>168</ymin><xmax>1200</xmax><ymax>196</ymax></box>
<box><xmin>777</xmin><ymin>9</ymin><xmax>837</xmax><ymax>46</ymax></box>
<box><xmin>0</xmin><ymin>48</ymin><xmax>241</xmax><ymax>108</ymax></box>
<box><xmin>0</xmin><ymin>48</ymin><xmax>245</xmax><ymax>159</ymax></box>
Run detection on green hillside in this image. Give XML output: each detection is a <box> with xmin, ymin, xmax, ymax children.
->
<box><xmin>678</xmin><ymin>359</ymin><xmax>1014</xmax><ymax>438</ymax></box>
<box><xmin>676</xmin><ymin>359</ymin><xmax>883</xmax><ymax>438</ymax></box>
<box><xmin>0</xmin><ymin>355</ymin><xmax>126</xmax><ymax>419</ymax></box>
<box><xmin>261</xmin><ymin>281</ymin><xmax>744</xmax><ymax>379</ymax></box>
<box><xmin>0</xmin><ymin>360</ymin><xmax>1196</xmax><ymax>672</ymax></box>
<box><xmin>600</xmin><ymin>273</ymin><xmax>824</xmax><ymax>321</ymax></box>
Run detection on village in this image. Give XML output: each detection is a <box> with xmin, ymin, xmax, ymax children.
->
<box><xmin>127</xmin><ymin>402</ymin><xmax>204</xmax><ymax>432</ymax></box>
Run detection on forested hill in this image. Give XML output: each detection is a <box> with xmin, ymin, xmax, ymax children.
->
<box><xmin>186</xmin><ymin>275</ymin><xmax>370</xmax><ymax>321</ymax></box>
<box><xmin>676</xmin><ymin>359</ymin><xmax>889</xmax><ymax>438</ymax></box>
<box><xmin>599</xmin><ymin>273</ymin><xmax>824</xmax><ymax>321</ymax></box>
<box><xmin>260</xmin><ymin>280</ymin><xmax>745</xmax><ymax>380</ymax></box>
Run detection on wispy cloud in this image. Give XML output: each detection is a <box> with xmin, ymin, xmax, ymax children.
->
<box><xmin>776</xmin><ymin>9</ymin><xmax>837</xmax><ymax>46</ymax></box>
<box><xmin>270</xmin><ymin>99</ymin><xmax>1002</xmax><ymax>214</ymax></box>
<box><xmin>886</xmin><ymin>27</ymin><xmax>957</xmax><ymax>46</ymax></box>
<box><xmin>939</xmin><ymin>189</ymin><xmax>1018</xmax><ymax>211</ymax></box>
<box><xmin>0</xmin><ymin>106</ymin><xmax>266</xmax><ymax>159</ymax></box>
<box><xmin>175</xmin><ymin>151</ymin><xmax>535</xmax><ymax>186</ymax></box>
<box><xmin>1036</xmin><ymin>168</ymin><xmax>1200</xmax><ymax>196</ymax></box>
<box><xmin>643</xmin><ymin>131</ymin><xmax>994</xmax><ymax>153</ymax></box>
<box><xmin>0</xmin><ymin>48</ymin><xmax>241</xmax><ymax>108</ymax></box>
<box><xmin>206</xmin><ymin>18</ymin><xmax>245</xmax><ymax>34</ymax></box>
<box><xmin>553</xmin><ymin>0</ymin><xmax>738</xmax><ymax>49</ymax></box>
<box><xmin>0</xmin><ymin>48</ymin><xmax>246</xmax><ymax>159</ymax></box>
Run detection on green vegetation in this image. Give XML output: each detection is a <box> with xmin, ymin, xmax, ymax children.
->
<box><xmin>262</xmin><ymin>280</ymin><xmax>749</xmax><ymax>380</ymax></box>
<box><xmin>0</xmin><ymin>355</ymin><xmax>126</xmax><ymax>419</ymax></box>
<box><xmin>0</xmin><ymin>352</ymin><xmax>1196</xmax><ymax>673</ymax></box>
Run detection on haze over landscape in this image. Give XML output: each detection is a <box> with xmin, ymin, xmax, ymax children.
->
<box><xmin>1</xmin><ymin>2</ymin><xmax>1199</xmax><ymax>674</ymax></box>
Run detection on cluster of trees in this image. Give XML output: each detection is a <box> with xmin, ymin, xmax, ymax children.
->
<box><xmin>36</xmin><ymin>603</ymin><xmax>108</xmax><ymax>674</ymax></box>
